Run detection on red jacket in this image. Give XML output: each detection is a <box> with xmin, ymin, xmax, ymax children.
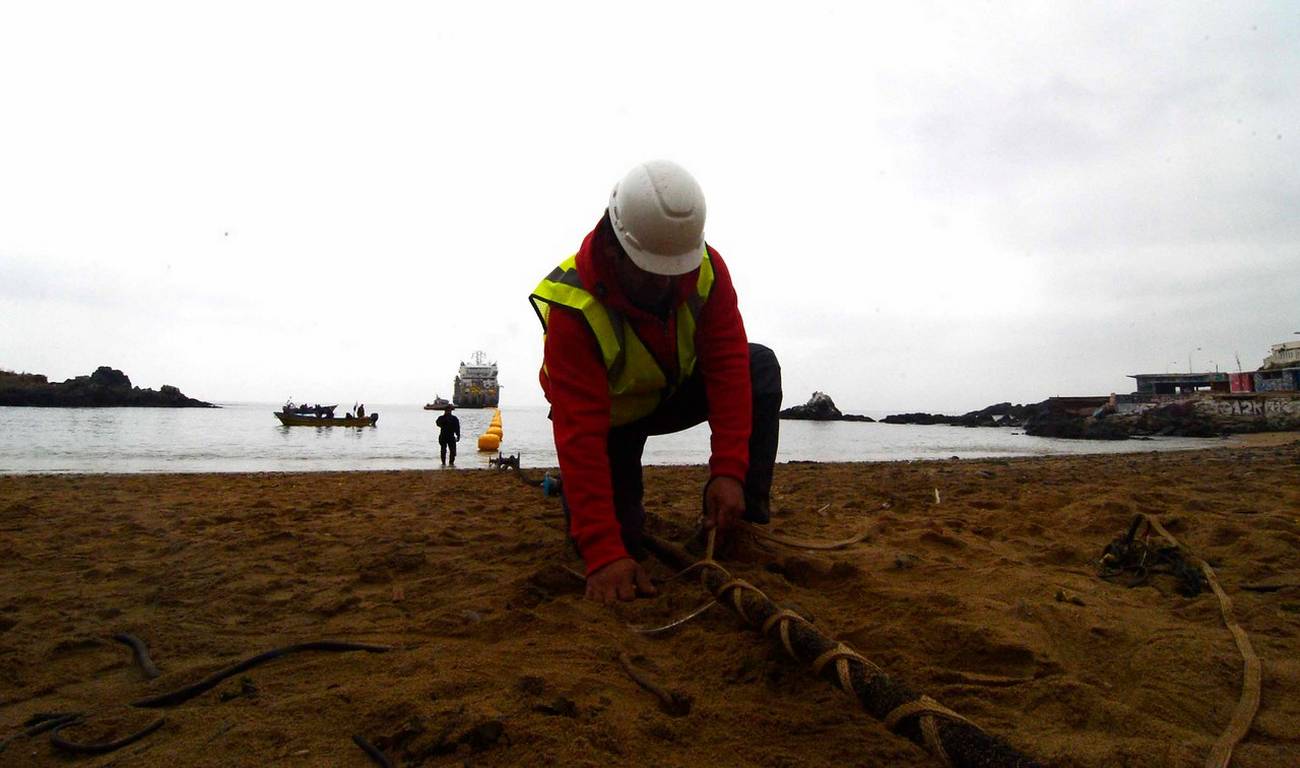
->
<box><xmin>541</xmin><ymin>220</ymin><xmax>752</xmax><ymax>574</ymax></box>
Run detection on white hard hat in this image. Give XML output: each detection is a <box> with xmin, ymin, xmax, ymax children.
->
<box><xmin>607</xmin><ymin>160</ymin><xmax>706</xmax><ymax>276</ymax></box>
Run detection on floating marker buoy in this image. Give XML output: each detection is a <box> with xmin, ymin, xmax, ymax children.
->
<box><xmin>478</xmin><ymin>433</ymin><xmax>500</xmax><ymax>451</ymax></box>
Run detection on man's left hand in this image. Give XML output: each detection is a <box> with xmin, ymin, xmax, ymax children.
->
<box><xmin>704</xmin><ymin>476</ymin><xmax>745</xmax><ymax>532</ymax></box>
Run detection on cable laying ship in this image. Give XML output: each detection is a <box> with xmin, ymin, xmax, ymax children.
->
<box><xmin>453</xmin><ymin>351</ymin><xmax>500</xmax><ymax>408</ymax></box>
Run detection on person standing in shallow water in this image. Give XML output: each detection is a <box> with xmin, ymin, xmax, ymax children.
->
<box><xmin>436</xmin><ymin>405</ymin><xmax>460</xmax><ymax>466</ymax></box>
<box><xmin>529</xmin><ymin>159</ymin><xmax>782</xmax><ymax>605</ymax></box>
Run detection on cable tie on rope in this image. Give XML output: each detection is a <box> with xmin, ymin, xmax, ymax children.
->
<box><xmin>760</xmin><ymin>609</ymin><xmax>806</xmax><ymax>635</ymax></box>
<box><xmin>883</xmin><ymin>695</ymin><xmax>972</xmax><ymax>768</ymax></box>
<box><xmin>812</xmin><ymin>643</ymin><xmax>882</xmax><ymax>684</ymax></box>
<box><xmin>761</xmin><ymin>609</ymin><xmax>809</xmax><ymax>657</ymax></box>
<box><xmin>883</xmin><ymin>695</ymin><xmax>973</xmax><ymax>733</ymax></box>
<box><xmin>714</xmin><ymin>578</ymin><xmax>757</xmax><ymax>623</ymax></box>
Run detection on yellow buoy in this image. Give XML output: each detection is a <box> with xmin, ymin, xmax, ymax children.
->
<box><xmin>486</xmin><ymin>426</ymin><xmax>503</xmax><ymax>438</ymax></box>
<box><xmin>477</xmin><ymin>433</ymin><xmax>501</xmax><ymax>451</ymax></box>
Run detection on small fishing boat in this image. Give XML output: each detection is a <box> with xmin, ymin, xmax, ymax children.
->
<box><xmin>281</xmin><ymin>401</ymin><xmax>338</xmax><ymax>417</ymax></box>
<box><xmin>274</xmin><ymin>411</ymin><xmax>378</xmax><ymax>427</ymax></box>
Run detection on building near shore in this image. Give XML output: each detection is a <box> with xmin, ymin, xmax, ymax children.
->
<box><xmin>1254</xmin><ymin>367</ymin><xmax>1300</xmax><ymax>393</ymax></box>
<box><xmin>1129</xmin><ymin>339</ymin><xmax>1300</xmax><ymax>397</ymax></box>
<box><xmin>1129</xmin><ymin>372</ymin><xmax>1230</xmax><ymax>396</ymax></box>
<box><xmin>1263</xmin><ymin>341</ymin><xmax>1300</xmax><ymax>369</ymax></box>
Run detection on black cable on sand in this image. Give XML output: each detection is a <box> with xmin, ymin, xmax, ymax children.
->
<box><xmin>49</xmin><ymin>717</ymin><xmax>166</xmax><ymax>755</ymax></box>
<box><xmin>352</xmin><ymin>734</ymin><xmax>394</xmax><ymax>767</ymax></box>
<box><xmin>113</xmin><ymin>632</ymin><xmax>161</xmax><ymax>679</ymax></box>
<box><xmin>131</xmin><ymin>641</ymin><xmax>392</xmax><ymax>708</ymax></box>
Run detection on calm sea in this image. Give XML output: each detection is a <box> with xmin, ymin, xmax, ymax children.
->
<box><xmin>0</xmin><ymin>403</ymin><xmax>1224</xmax><ymax>474</ymax></box>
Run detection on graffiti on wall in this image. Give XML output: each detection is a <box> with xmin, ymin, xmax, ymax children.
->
<box><xmin>1254</xmin><ymin>370</ymin><xmax>1300</xmax><ymax>392</ymax></box>
<box><xmin>1197</xmin><ymin>396</ymin><xmax>1300</xmax><ymax>423</ymax></box>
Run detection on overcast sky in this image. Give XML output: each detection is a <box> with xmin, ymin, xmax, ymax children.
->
<box><xmin>2</xmin><ymin>2</ymin><xmax>1296</xmax><ymax>413</ymax></box>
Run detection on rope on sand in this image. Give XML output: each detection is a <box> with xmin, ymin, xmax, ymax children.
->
<box><xmin>113</xmin><ymin>632</ymin><xmax>161</xmax><ymax>679</ymax></box>
<box><xmin>628</xmin><ymin>599</ymin><xmax>718</xmax><ymax>635</ymax></box>
<box><xmin>642</xmin><ymin>531</ymin><xmax>1043</xmax><ymax>768</ymax></box>
<box><xmin>1123</xmin><ymin>514</ymin><xmax>1261</xmax><ymax>768</ymax></box>
<box><xmin>49</xmin><ymin>716</ymin><xmax>166</xmax><ymax>755</ymax></box>
<box><xmin>0</xmin><ymin>713</ymin><xmax>82</xmax><ymax>754</ymax></box>
<box><xmin>617</xmin><ymin>652</ymin><xmax>692</xmax><ymax>716</ymax></box>
<box><xmin>131</xmin><ymin>641</ymin><xmax>392</xmax><ymax>708</ymax></box>
<box><xmin>744</xmin><ymin>521</ymin><xmax>873</xmax><ymax>551</ymax></box>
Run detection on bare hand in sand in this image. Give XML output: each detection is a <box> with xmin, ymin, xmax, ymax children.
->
<box><xmin>586</xmin><ymin>558</ymin><xmax>657</xmax><ymax>604</ymax></box>
<box><xmin>704</xmin><ymin>476</ymin><xmax>745</xmax><ymax>532</ymax></box>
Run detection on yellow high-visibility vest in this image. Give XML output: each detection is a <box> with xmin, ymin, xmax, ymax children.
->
<box><xmin>529</xmin><ymin>251</ymin><xmax>715</xmax><ymax>426</ymax></box>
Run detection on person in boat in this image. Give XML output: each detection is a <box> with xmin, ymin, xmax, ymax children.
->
<box><xmin>529</xmin><ymin>160</ymin><xmax>782</xmax><ymax>605</ymax></box>
<box><xmin>436</xmin><ymin>404</ymin><xmax>460</xmax><ymax>466</ymax></box>
<box><xmin>357</xmin><ymin>404</ymin><xmax>366</xmax><ymax>419</ymax></box>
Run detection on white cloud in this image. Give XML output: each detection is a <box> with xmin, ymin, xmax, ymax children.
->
<box><xmin>1</xmin><ymin>1</ymin><xmax>1297</xmax><ymax>410</ymax></box>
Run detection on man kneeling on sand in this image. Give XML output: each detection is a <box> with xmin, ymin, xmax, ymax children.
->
<box><xmin>529</xmin><ymin>160</ymin><xmax>782</xmax><ymax>604</ymax></box>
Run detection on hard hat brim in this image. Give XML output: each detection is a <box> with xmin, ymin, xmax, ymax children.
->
<box><xmin>618</xmin><ymin>237</ymin><xmax>705</xmax><ymax>277</ymax></box>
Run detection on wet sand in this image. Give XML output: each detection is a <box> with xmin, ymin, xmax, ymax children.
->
<box><xmin>2</xmin><ymin>439</ymin><xmax>1299</xmax><ymax>767</ymax></box>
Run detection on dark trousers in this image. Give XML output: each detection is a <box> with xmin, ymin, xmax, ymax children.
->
<box><xmin>439</xmin><ymin>436</ymin><xmax>457</xmax><ymax>465</ymax></box>
<box><xmin>564</xmin><ymin>343</ymin><xmax>782</xmax><ymax>558</ymax></box>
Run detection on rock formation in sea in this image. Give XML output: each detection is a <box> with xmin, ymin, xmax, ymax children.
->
<box><xmin>902</xmin><ymin>396</ymin><xmax>1300</xmax><ymax>439</ymax></box>
<box><xmin>778</xmin><ymin>392</ymin><xmax>874</xmax><ymax>422</ymax></box>
<box><xmin>882</xmin><ymin>402</ymin><xmax>1037</xmax><ymax>427</ymax></box>
<box><xmin>0</xmin><ymin>366</ymin><xmax>216</xmax><ymax>407</ymax></box>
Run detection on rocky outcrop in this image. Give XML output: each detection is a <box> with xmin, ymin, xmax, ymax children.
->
<box><xmin>0</xmin><ymin>366</ymin><xmax>216</xmax><ymax>408</ymax></box>
<box><xmin>887</xmin><ymin>392</ymin><xmax>1300</xmax><ymax>440</ymax></box>
<box><xmin>1020</xmin><ymin>398</ymin><xmax>1292</xmax><ymax>439</ymax></box>
<box><xmin>882</xmin><ymin>402</ymin><xmax>1039</xmax><ymax>427</ymax></box>
<box><xmin>1022</xmin><ymin>407</ymin><xmax>1129</xmax><ymax>440</ymax></box>
<box><xmin>779</xmin><ymin>392</ymin><xmax>874</xmax><ymax>422</ymax></box>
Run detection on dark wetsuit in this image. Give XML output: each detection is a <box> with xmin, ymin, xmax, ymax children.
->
<box><xmin>436</xmin><ymin>413</ymin><xmax>461</xmax><ymax>466</ymax></box>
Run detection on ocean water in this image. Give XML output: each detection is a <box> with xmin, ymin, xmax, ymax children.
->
<box><xmin>0</xmin><ymin>403</ymin><xmax>1224</xmax><ymax>474</ymax></box>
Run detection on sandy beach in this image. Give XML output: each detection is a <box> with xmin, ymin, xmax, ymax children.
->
<box><xmin>2</xmin><ymin>440</ymin><xmax>1299</xmax><ymax>767</ymax></box>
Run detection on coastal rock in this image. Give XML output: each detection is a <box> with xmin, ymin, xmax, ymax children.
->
<box><xmin>779</xmin><ymin>392</ymin><xmax>874</xmax><ymax>422</ymax></box>
<box><xmin>882</xmin><ymin>402</ymin><xmax>1039</xmax><ymax>427</ymax></box>
<box><xmin>1132</xmin><ymin>401</ymin><xmax>1219</xmax><ymax>437</ymax></box>
<box><xmin>1023</xmin><ymin>409</ymin><xmax>1129</xmax><ymax>440</ymax></box>
<box><xmin>0</xmin><ymin>366</ymin><xmax>216</xmax><ymax>408</ymax></box>
<box><xmin>881</xmin><ymin>412</ymin><xmax>954</xmax><ymax>426</ymax></box>
<box><xmin>887</xmin><ymin>396</ymin><xmax>1299</xmax><ymax>440</ymax></box>
<box><xmin>1022</xmin><ymin>399</ymin><xmax>1220</xmax><ymax>440</ymax></box>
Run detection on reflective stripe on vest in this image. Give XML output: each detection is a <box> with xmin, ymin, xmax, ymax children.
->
<box><xmin>529</xmin><ymin>251</ymin><xmax>715</xmax><ymax>426</ymax></box>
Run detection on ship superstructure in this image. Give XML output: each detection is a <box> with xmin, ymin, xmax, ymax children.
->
<box><xmin>453</xmin><ymin>351</ymin><xmax>500</xmax><ymax>408</ymax></box>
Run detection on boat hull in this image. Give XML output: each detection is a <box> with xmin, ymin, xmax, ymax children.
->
<box><xmin>274</xmin><ymin>412</ymin><xmax>378</xmax><ymax>427</ymax></box>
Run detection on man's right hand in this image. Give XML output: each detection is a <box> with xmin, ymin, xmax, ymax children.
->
<box><xmin>585</xmin><ymin>558</ymin><xmax>656</xmax><ymax>604</ymax></box>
